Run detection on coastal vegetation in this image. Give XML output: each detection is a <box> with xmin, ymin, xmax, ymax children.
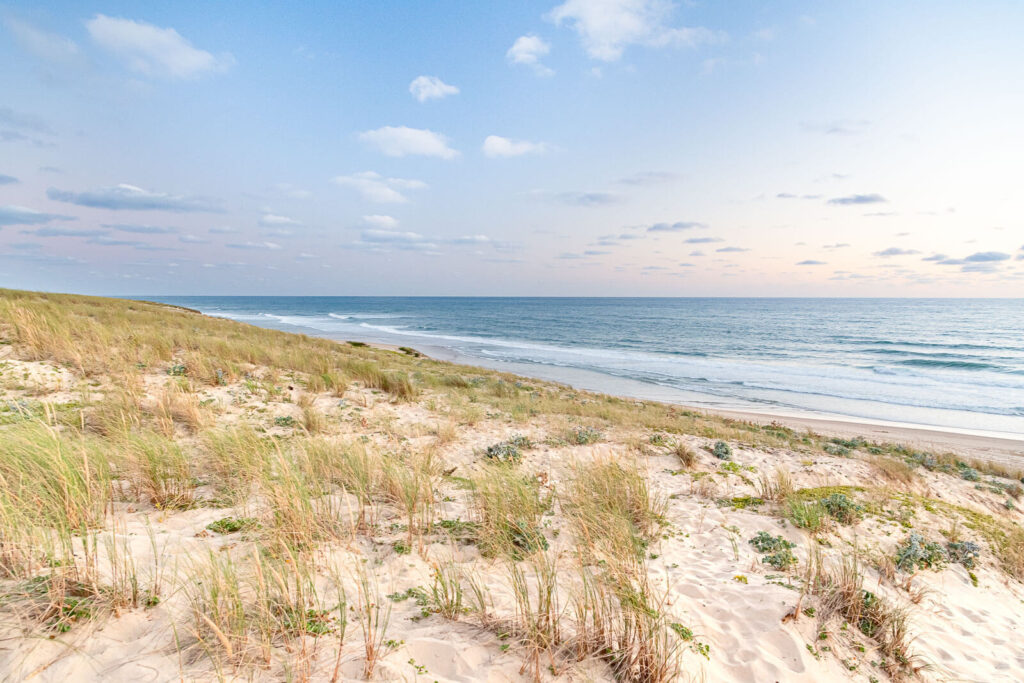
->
<box><xmin>1</xmin><ymin>288</ymin><xmax>1023</xmax><ymax>681</ymax></box>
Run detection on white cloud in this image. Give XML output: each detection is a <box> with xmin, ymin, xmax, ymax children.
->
<box><xmin>409</xmin><ymin>75</ymin><xmax>459</xmax><ymax>102</ymax></box>
<box><xmin>360</xmin><ymin>229</ymin><xmax>427</xmax><ymax>244</ymax></box>
<box><xmin>507</xmin><ymin>35</ymin><xmax>553</xmax><ymax>76</ymax></box>
<box><xmin>546</xmin><ymin>0</ymin><xmax>722</xmax><ymax>62</ymax></box>
<box><xmin>47</xmin><ymin>184</ymin><xmax>220</xmax><ymax>212</ymax></box>
<box><xmin>358</xmin><ymin>126</ymin><xmax>458</xmax><ymax>159</ymax></box>
<box><xmin>85</xmin><ymin>14</ymin><xmax>234</xmax><ymax>78</ymax></box>
<box><xmin>0</xmin><ymin>205</ymin><xmax>75</xmax><ymax>226</ymax></box>
<box><xmin>482</xmin><ymin>135</ymin><xmax>548</xmax><ymax>158</ymax></box>
<box><xmin>5</xmin><ymin>18</ymin><xmax>80</xmax><ymax>64</ymax></box>
<box><xmin>362</xmin><ymin>215</ymin><xmax>398</xmax><ymax>228</ymax></box>
<box><xmin>259</xmin><ymin>213</ymin><xmax>300</xmax><ymax>227</ymax></box>
<box><xmin>332</xmin><ymin>171</ymin><xmax>427</xmax><ymax>204</ymax></box>
<box><xmin>226</xmin><ymin>241</ymin><xmax>282</xmax><ymax>250</ymax></box>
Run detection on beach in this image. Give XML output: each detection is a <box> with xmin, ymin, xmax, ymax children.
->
<box><xmin>2</xmin><ymin>290</ymin><xmax>1023</xmax><ymax>682</ymax></box>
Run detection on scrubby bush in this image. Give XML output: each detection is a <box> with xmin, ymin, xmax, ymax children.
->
<box><xmin>820</xmin><ymin>493</ymin><xmax>864</xmax><ymax>525</ymax></box>
<box><xmin>749</xmin><ymin>531</ymin><xmax>794</xmax><ymax>554</ymax></box>
<box><xmin>895</xmin><ymin>532</ymin><xmax>947</xmax><ymax>572</ymax></box>
<box><xmin>712</xmin><ymin>441</ymin><xmax>732</xmax><ymax>460</ymax></box>
<box><xmin>484</xmin><ymin>435</ymin><xmax>531</xmax><ymax>463</ymax></box>
<box><xmin>569</xmin><ymin>426</ymin><xmax>602</xmax><ymax>445</ymax></box>
<box><xmin>957</xmin><ymin>463</ymin><xmax>980</xmax><ymax>482</ymax></box>
<box><xmin>946</xmin><ymin>541</ymin><xmax>980</xmax><ymax>569</ymax></box>
<box><xmin>762</xmin><ymin>548</ymin><xmax>798</xmax><ymax>570</ymax></box>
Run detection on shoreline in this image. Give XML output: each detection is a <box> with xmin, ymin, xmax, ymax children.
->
<box><xmin>351</xmin><ymin>337</ymin><xmax>1024</xmax><ymax>465</ymax></box>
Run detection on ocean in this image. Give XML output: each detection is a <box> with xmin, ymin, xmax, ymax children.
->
<box><xmin>147</xmin><ymin>297</ymin><xmax>1024</xmax><ymax>438</ymax></box>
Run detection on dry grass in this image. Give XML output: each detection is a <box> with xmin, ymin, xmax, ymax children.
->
<box><xmin>870</xmin><ymin>456</ymin><xmax>917</xmax><ymax>486</ymax></box>
<box><xmin>2</xmin><ymin>288</ymin><xmax>1019</xmax><ymax>681</ymax></box>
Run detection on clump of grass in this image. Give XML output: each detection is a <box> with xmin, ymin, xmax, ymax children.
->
<box><xmin>565</xmin><ymin>457</ymin><xmax>665</xmax><ymax>572</ymax></box>
<box><xmin>382</xmin><ymin>449</ymin><xmax>439</xmax><ymax>548</ymax></box>
<box><xmin>430</xmin><ymin>559</ymin><xmax>464</xmax><ymax>619</ymax></box>
<box><xmin>119</xmin><ymin>430</ymin><xmax>195</xmax><ymax>509</ymax></box>
<box><xmin>785</xmin><ymin>499</ymin><xmax>828</xmax><ymax>534</ymax></box>
<box><xmin>672</xmin><ymin>442</ymin><xmax>697</xmax><ymax>469</ymax></box>
<box><xmin>870</xmin><ymin>456</ymin><xmax>917</xmax><ymax>486</ymax></box>
<box><xmin>471</xmin><ymin>463</ymin><xmax>549</xmax><ymax>559</ymax></box>
<box><xmin>756</xmin><ymin>468</ymin><xmax>794</xmax><ymax>502</ymax></box>
<box><xmin>183</xmin><ymin>547</ymin><xmax>342</xmax><ymax>670</ymax></box>
<box><xmin>507</xmin><ymin>553</ymin><xmax>561</xmax><ymax>681</ymax></box>
<box><xmin>808</xmin><ymin>555</ymin><xmax>920</xmax><ymax>678</ymax></box>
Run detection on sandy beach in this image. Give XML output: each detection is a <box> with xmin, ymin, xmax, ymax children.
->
<box><xmin>1</xmin><ymin>291</ymin><xmax>1023</xmax><ymax>683</ymax></box>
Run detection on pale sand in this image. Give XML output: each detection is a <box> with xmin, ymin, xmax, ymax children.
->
<box><xmin>2</xmin><ymin>354</ymin><xmax>1023</xmax><ymax>682</ymax></box>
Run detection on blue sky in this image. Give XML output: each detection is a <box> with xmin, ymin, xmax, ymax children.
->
<box><xmin>1</xmin><ymin>1</ymin><xmax>1023</xmax><ymax>295</ymax></box>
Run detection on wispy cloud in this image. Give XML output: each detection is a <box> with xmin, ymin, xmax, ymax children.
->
<box><xmin>800</xmin><ymin>119</ymin><xmax>870</xmax><ymax>135</ymax></box>
<box><xmin>546</xmin><ymin>0</ymin><xmax>723</xmax><ymax>62</ymax></box>
<box><xmin>796</xmin><ymin>259</ymin><xmax>826</xmax><ymax>265</ymax></box>
<box><xmin>616</xmin><ymin>171</ymin><xmax>677</xmax><ymax>186</ymax></box>
<box><xmin>507</xmin><ymin>35</ymin><xmax>553</xmax><ymax>76</ymax></box>
<box><xmin>5</xmin><ymin>17</ymin><xmax>80</xmax><ymax>65</ymax></box>
<box><xmin>685</xmin><ymin>237</ymin><xmax>723</xmax><ymax>244</ymax></box>
<box><xmin>103</xmin><ymin>223</ymin><xmax>178</xmax><ymax>234</ymax></box>
<box><xmin>717</xmin><ymin>246</ymin><xmax>749</xmax><ymax>253</ymax></box>
<box><xmin>48</xmin><ymin>184</ymin><xmax>220</xmax><ymax>212</ymax></box>
<box><xmin>409</xmin><ymin>75</ymin><xmax>459</xmax><ymax>102</ymax></box>
<box><xmin>362</xmin><ymin>215</ymin><xmax>398</xmax><ymax>228</ymax></box>
<box><xmin>226</xmin><ymin>241</ymin><xmax>282</xmax><ymax>250</ymax></box>
<box><xmin>543</xmin><ymin>191</ymin><xmax>620</xmax><ymax>206</ymax></box>
<box><xmin>359</xmin><ymin>126</ymin><xmax>458</xmax><ymax>159</ymax></box>
<box><xmin>28</xmin><ymin>226</ymin><xmax>107</xmax><ymax>237</ymax></box>
<box><xmin>828</xmin><ymin>193</ymin><xmax>887</xmax><ymax>206</ymax></box>
<box><xmin>482</xmin><ymin>135</ymin><xmax>547</xmax><ymax>158</ymax></box>
<box><xmin>873</xmin><ymin>247</ymin><xmax>920</xmax><ymax>257</ymax></box>
<box><xmin>0</xmin><ymin>205</ymin><xmax>75</xmax><ymax>226</ymax></box>
<box><xmin>258</xmin><ymin>213</ymin><xmax>300</xmax><ymax>227</ymax></box>
<box><xmin>85</xmin><ymin>14</ymin><xmax>234</xmax><ymax>78</ymax></box>
<box><xmin>332</xmin><ymin>171</ymin><xmax>426</xmax><ymax>203</ymax></box>
<box><xmin>0</xmin><ymin>174</ymin><xmax>19</xmax><ymax>185</ymax></box>
<box><xmin>647</xmin><ymin>221</ymin><xmax>705</xmax><ymax>232</ymax></box>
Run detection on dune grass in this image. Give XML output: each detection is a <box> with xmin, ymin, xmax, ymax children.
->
<box><xmin>3</xmin><ymin>288</ymin><xmax>1021</xmax><ymax>681</ymax></box>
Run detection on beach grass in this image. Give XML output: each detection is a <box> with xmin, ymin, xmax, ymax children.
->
<box><xmin>1</xmin><ymin>287</ymin><xmax>1022</xmax><ymax>682</ymax></box>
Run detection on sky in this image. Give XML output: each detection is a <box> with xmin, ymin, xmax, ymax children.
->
<box><xmin>1</xmin><ymin>1</ymin><xmax>1023</xmax><ymax>296</ymax></box>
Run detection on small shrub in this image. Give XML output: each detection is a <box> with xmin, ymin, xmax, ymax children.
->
<box><xmin>274</xmin><ymin>415</ymin><xmax>296</xmax><ymax>428</ymax></box>
<box><xmin>484</xmin><ymin>435</ymin><xmax>531</xmax><ymax>463</ymax></box>
<box><xmin>823</xmin><ymin>443</ymin><xmax>849</xmax><ymax>457</ymax></box>
<box><xmin>957</xmin><ymin>464</ymin><xmax>980</xmax><ymax>482</ymax></box>
<box><xmin>749</xmin><ymin>531</ymin><xmax>794</xmax><ymax>554</ymax></box>
<box><xmin>712</xmin><ymin>441</ymin><xmax>732</xmax><ymax>460</ymax></box>
<box><xmin>206</xmin><ymin>517</ymin><xmax>259</xmax><ymax>535</ymax></box>
<box><xmin>946</xmin><ymin>541</ymin><xmax>980</xmax><ymax>569</ymax></box>
<box><xmin>820</xmin><ymin>493</ymin><xmax>864</xmax><ymax>525</ymax></box>
<box><xmin>649</xmin><ymin>433</ymin><xmax>670</xmax><ymax>447</ymax></box>
<box><xmin>895</xmin><ymin>532</ymin><xmax>947</xmax><ymax>572</ymax></box>
<box><xmin>762</xmin><ymin>549</ymin><xmax>798</xmax><ymax>570</ymax></box>
<box><xmin>569</xmin><ymin>426</ymin><xmax>603</xmax><ymax>445</ymax></box>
